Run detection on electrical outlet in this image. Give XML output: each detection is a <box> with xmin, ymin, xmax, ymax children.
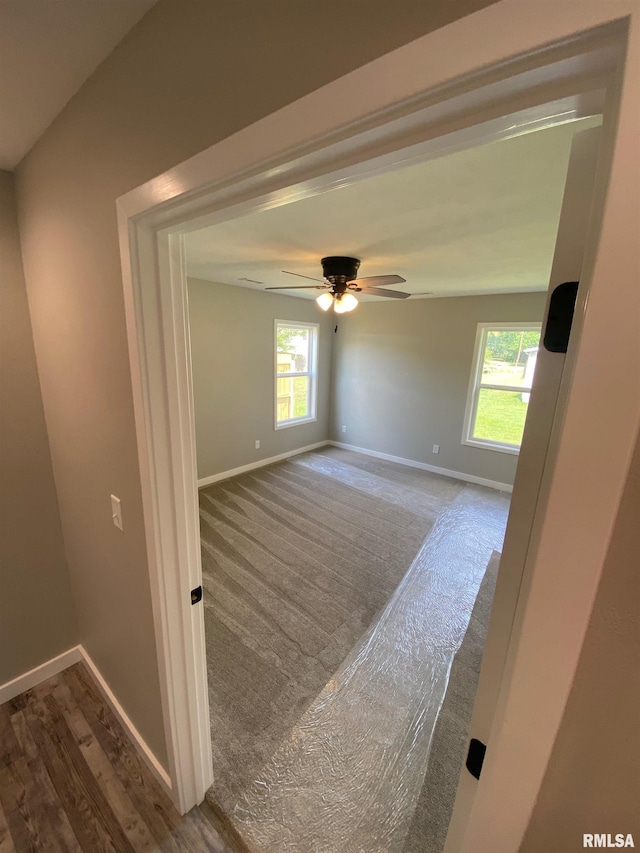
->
<box><xmin>432</xmin><ymin>444</ymin><xmax>440</xmax><ymax>454</ymax></box>
<box><xmin>111</xmin><ymin>494</ymin><xmax>124</xmax><ymax>532</ymax></box>
<box><xmin>255</xmin><ymin>440</ymin><xmax>260</xmax><ymax>449</ymax></box>
<box><xmin>341</xmin><ymin>425</ymin><xmax>347</xmax><ymax>433</ymax></box>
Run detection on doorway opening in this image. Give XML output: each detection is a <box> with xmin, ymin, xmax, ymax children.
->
<box><xmin>116</xmin><ymin>11</ymin><xmax>634</xmax><ymax>851</ymax></box>
<box><xmin>182</xmin><ymin>113</ymin><xmax>600</xmax><ymax>851</ymax></box>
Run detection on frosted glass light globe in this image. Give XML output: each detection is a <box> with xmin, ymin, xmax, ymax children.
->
<box><xmin>340</xmin><ymin>293</ymin><xmax>358</xmax><ymax>312</ymax></box>
<box><xmin>316</xmin><ymin>292</ymin><xmax>334</xmax><ymax>311</ymax></box>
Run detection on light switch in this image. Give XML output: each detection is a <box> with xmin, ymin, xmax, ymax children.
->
<box><xmin>111</xmin><ymin>495</ymin><xmax>123</xmax><ymax>532</ymax></box>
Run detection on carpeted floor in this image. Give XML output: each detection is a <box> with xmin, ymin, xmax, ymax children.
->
<box><xmin>199</xmin><ymin>449</ymin><xmax>463</xmax><ymax>818</ymax></box>
<box><xmin>233</xmin><ymin>488</ymin><xmax>507</xmax><ymax>853</ymax></box>
<box><xmin>198</xmin><ymin>447</ymin><xmax>507</xmax><ymax>851</ymax></box>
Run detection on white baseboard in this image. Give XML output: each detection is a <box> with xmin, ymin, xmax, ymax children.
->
<box><xmin>78</xmin><ymin>645</ymin><xmax>172</xmax><ymax>795</ymax></box>
<box><xmin>0</xmin><ymin>646</ymin><xmax>82</xmax><ymax>705</ymax></box>
<box><xmin>0</xmin><ymin>644</ymin><xmax>172</xmax><ymax>797</ymax></box>
<box><xmin>328</xmin><ymin>441</ymin><xmax>513</xmax><ymax>493</ymax></box>
<box><xmin>198</xmin><ymin>440</ymin><xmax>330</xmax><ymax>488</ymax></box>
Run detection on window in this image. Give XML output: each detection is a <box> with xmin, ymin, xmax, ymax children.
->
<box><xmin>275</xmin><ymin>321</ymin><xmax>318</xmax><ymax>428</ymax></box>
<box><xmin>463</xmin><ymin>322</ymin><xmax>542</xmax><ymax>454</ymax></box>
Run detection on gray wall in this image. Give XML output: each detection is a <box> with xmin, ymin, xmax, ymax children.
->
<box><xmin>188</xmin><ymin>279</ymin><xmax>333</xmax><ymax>479</ymax></box>
<box><xmin>521</xmin><ymin>428</ymin><xmax>640</xmax><ymax>850</ymax></box>
<box><xmin>331</xmin><ymin>292</ymin><xmax>548</xmax><ymax>487</ymax></box>
<box><xmin>15</xmin><ymin>0</ymin><xmax>496</xmax><ymax>766</ymax></box>
<box><xmin>0</xmin><ymin>170</ymin><xmax>77</xmax><ymax>683</ymax></box>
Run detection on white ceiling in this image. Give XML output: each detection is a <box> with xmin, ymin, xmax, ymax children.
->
<box><xmin>0</xmin><ymin>0</ymin><xmax>157</xmax><ymax>170</ymax></box>
<box><xmin>186</xmin><ymin>118</ymin><xmax>598</xmax><ymax>302</ymax></box>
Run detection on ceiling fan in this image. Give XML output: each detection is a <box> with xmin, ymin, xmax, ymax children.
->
<box><xmin>265</xmin><ymin>256</ymin><xmax>409</xmax><ymax>313</ymax></box>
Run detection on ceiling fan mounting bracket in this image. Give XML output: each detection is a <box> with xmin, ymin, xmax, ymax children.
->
<box><xmin>321</xmin><ymin>256</ymin><xmax>361</xmax><ymax>283</ymax></box>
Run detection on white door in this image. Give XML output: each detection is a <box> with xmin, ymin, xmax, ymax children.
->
<box><xmin>445</xmin><ymin>125</ymin><xmax>603</xmax><ymax>850</ymax></box>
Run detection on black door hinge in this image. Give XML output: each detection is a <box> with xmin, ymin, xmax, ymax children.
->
<box><xmin>544</xmin><ymin>281</ymin><xmax>579</xmax><ymax>353</ymax></box>
<box><xmin>466</xmin><ymin>738</ymin><xmax>486</xmax><ymax>780</ymax></box>
<box><xmin>191</xmin><ymin>586</ymin><xmax>203</xmax><ymax>605</ymax></box>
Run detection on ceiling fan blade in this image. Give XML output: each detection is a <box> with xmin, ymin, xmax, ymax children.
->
<box><xmin>350</xmin><ymin>274</ymin><xmax>406</xmax><ymax>287</ymax></box>
<box><xmin>265</xmin><ymin>285</ymin><xmax>328</xmax><ymax>290</ymax></box>
<box><xmin>282</xmin><ymin>270</ymin><xmax>326</xmax><ymax>282</ymax></box>
<box><xmin>359</xmin><ymin>286</ymin><xmax>411</xmax><ymax>299</ymax></box>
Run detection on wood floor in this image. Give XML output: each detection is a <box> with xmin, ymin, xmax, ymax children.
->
<box><xmin>0</xmin><ymin>663</ymin><xmax>238</xmax><ymax>852</ymax></box>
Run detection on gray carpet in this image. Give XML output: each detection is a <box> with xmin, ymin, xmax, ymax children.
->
<box><xmin>402</xmin><ymin>549</ymin><xmax>503</xmax><ymax>853</ymax></box>
<box><xmin>232</xmin><ymin>490</ymin><xmax>508</xmax><ymax>853</ymax></box>
<box><xmin>199</xmin><ymin>448</ymin><xmax>464</xmax><ymax>825</ymax></box>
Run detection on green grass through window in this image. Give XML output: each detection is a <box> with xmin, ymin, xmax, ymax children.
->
<box><xmin>474</xmin><ymin>389</ymin><xmax>528</xmax><ymax>446</ymax></box>
<box><xmin>293</xmin><ymin>377</ymin><xmax>309</xmax><ymax>417</ymax></box>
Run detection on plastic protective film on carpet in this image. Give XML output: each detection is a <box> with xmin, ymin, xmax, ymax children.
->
<box><xmin>232</xmin><ymin>484</ymin><xmax>508</xmax><ymax>853</ymax></box>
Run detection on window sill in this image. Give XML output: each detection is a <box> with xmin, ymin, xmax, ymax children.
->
<box><xmin>275</xmin><ymin>416</ymin><xmax>317</xmax><ymax>431</ymax></box>
<box><xmin>462</xmin><ymin>437</ymin><xmax>521</xmax><ymax>456</ymax></box>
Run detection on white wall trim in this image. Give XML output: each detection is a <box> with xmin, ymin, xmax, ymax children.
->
<box><xmin>329</xmin><ymin>441</ymin><xmax>513</xmax><ymax>493</ymax></box>
<box><xmin>78</xmin><ymin>645</ymin><xmax>172</xmax><ymax>795</ymax></box>
<box><xmin>0</xmin><ymin>645</ymin><xmax>172</xmax><ymax>797</ymax></box>
<box><xmin>198</xmin><ymin>440</ymin><xmax>330</xmax><ymax>488</ymax></box>
<box><xmin>0</xmin><ymin>647</ymin><xmax>82</xmax><ymax>705</ymax></box>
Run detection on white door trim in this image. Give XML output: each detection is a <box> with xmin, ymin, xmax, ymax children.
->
<box><xmin>116</xmin><ymin>4</ymin><xmax>638</xmax><ymax>848</ymax></box>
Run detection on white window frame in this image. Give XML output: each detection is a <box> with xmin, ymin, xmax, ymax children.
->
<box><xmin>462</xmin><ymin>321</ymin><xmax>542</xmax><ymax>455</ymax></box>
<box><xmin>274</xmin><ymin>320</ymin><xmax>319</xmax><ymax>429</ymax></box>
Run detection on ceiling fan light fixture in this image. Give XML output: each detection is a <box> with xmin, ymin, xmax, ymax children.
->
<box><xmin>269</xmin><ymin>256</ymin><xmax>407</xmax><ymax>305</ymax></box>
<box><xmin>316</xmin><ymin>292</ymin><xmax>334</xmax><ymax>311</ymax></box>
<box><xmin>339</xmin><ymin>292</ymin><xmax>358</xmax><ymax>312</ymax></box>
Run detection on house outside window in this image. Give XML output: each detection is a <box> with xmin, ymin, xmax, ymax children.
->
<box><xmin>275</xmin><ymin>321</ymin><xmax>318</xmax><ymax>428</ymax></box>
<box><xmin>463</xmin><ymin>322</ymin><xmax>542</xmax><ymax>454</ymax></box>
